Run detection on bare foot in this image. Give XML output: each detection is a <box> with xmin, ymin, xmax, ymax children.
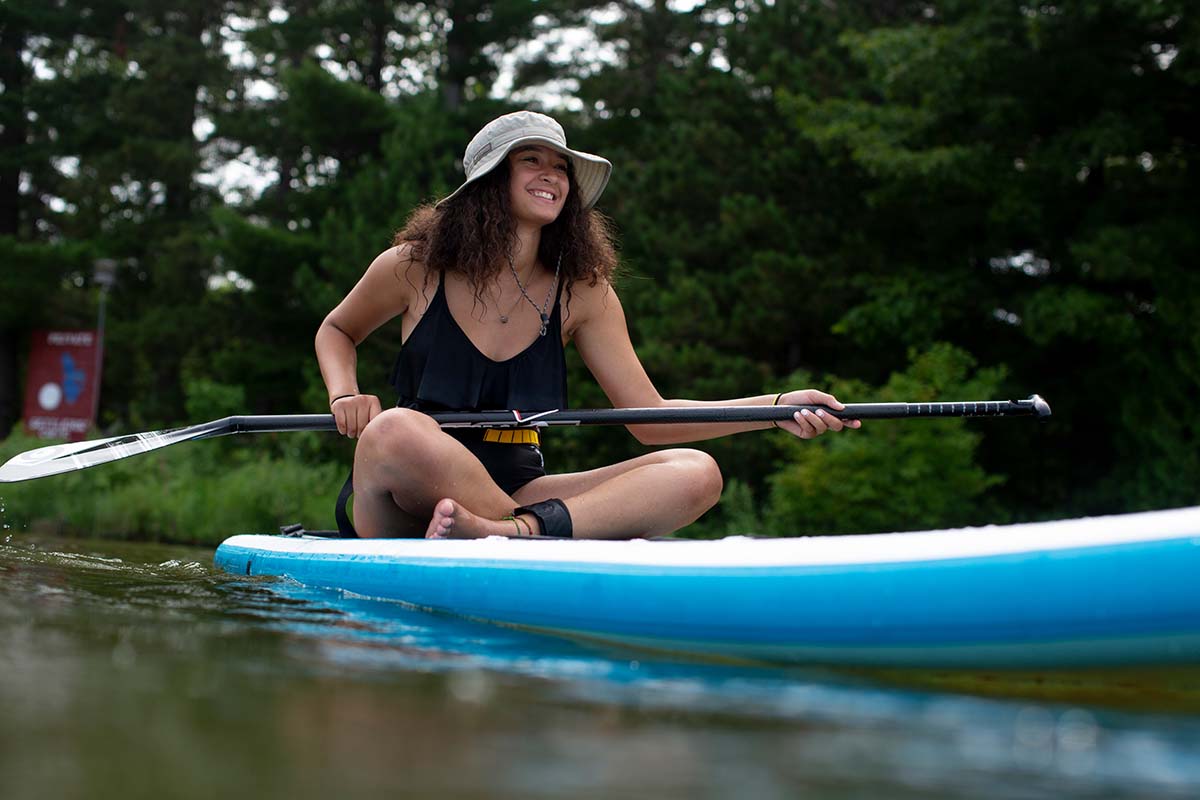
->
<box><xmin>425</xmin><ymin>499</ymin><xmax>517</xmax><ymax>539</ymax></box>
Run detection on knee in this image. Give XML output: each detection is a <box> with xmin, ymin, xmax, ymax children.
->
<box><xmin>357</xmin><ymin>408</ymin><xmax>438</xmax><ymax>463</ymax></box>
<box><xmin>673</xmin><ymin>449</ymin><xmax>723</xmax><ymax>511</ymax></box>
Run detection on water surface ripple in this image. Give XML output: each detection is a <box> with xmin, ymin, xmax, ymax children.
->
<box><xmin>2</xmin><ymin>534</ymin><xmax>1199</xmax><ymax>800</ymax></box>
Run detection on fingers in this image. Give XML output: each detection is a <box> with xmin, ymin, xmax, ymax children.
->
<box><xmin>786</xmin><ymin>407</ymin><xmax>834</xmax><ymax>438</ymax></box>
<box><xmin>810</xmin><ymin>406</ymin><xmax>860</xmax><ymax>432</ymax></box>
<box><xmin>331</xmin><ymin>395</ymin><xmax>382</xmax><ymax>438</ymax></box>
<box><xmin>332</xmin><ymin>401</ymin><xmax>347</xmax><ymax>436</ymax></box>
<box><xmin>778</xmin><ymin>390</ymin><xmax>861</xmax><ymax>438</ymax></box>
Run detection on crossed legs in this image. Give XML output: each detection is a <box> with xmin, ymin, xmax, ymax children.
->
<box><xmin>351</xmin><ymin>408</ymin><xmax>723</xmax><ymax>540</ymax></box>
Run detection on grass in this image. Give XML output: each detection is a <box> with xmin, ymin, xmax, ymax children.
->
<box><xmin>1</xmin><ymin>429</ymin><xmax>346</xmax><ymax>546</ymax></box>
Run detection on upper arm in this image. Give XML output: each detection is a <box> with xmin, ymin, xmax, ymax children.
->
<box><xmin>571</xmin><ymin>282</ymin><xmax>664</xmax><ymax>409</ymax></box>
<box><xmin>322</xmin><ymin>246</ymin><xmax>420</xmax><ymax>345</ymax></box>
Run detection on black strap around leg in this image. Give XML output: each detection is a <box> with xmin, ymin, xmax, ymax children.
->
<box><xmin>334</xmin><ymin>469</ymin><xmax>358</xmax><ymax>538</ymax></box>
<box><xmin>513</xmin><ymin>498</ymin><xmax>573</xmax><ymax>538</ymax></box>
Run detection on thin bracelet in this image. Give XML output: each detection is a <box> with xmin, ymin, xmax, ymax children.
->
<box><xmin>771</xmin><ymin>392</ymin><xmax>784</xmax><ymax>428</ymax></box>
<box><xmin>329</xmin><ymin>393</ymin><xmax>356</xmax><ymax>408</ymax></box>
<box><xmin>502</xmin><ymin>515</ymin><xmax>532</xmax><ymax>537</ymax></box>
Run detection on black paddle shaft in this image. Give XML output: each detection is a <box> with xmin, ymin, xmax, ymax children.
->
<box><xmin>0</xmin><ymin>395</ymin><xmax>1049</xmax><ymax>483</ymax></box>
<box><xmin>225</xmin><ymin>395</ymin><xmax>1051</xmax><ymax>431</ymax></box>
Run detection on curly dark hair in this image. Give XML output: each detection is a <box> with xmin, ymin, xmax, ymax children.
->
<box><xmin>392</xmin><ymin>157</ymin><xmax>619</xmax><ymax>311</ymax></box>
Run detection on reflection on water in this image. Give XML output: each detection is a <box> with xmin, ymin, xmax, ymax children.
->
<box><xmin>2</xmin><ymin>533</ymin><xmax>1199</xmax><ymax>800</ymax></box>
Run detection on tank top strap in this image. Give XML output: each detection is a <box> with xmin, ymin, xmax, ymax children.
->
<box><xmin>547</xmin><ymin>273</ymin><xmax>566</xmax><ymax>333</ymax></box>
<box><xmin>553</xmin><ymin>273</ymin><xmax>565</xmax><ymax>316</ymax></box>
<box><xmin>429</xmin><ymin>269</ymin><xmax>449</xmax><ymax>312</ymax></box>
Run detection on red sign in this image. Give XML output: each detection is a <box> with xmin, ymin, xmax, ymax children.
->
<box><xmin>23</xmin><ymin>329</ymin><xmax>103</xmax><ymax>441</ymax></box>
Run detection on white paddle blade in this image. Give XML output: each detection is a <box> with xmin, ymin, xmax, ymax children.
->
<box><xmin>0</xmin><ymin>427</ymin><xmax>193</xmax><ymax>483</ymax></box>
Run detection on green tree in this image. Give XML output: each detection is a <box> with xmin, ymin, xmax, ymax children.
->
<box><xmin>781</xmin><ymin>1</ymin><xmax>1199</xmax><ymax>514</ymax></box>
<box><xmin>0</xmin><ymin>0</ymin><xmax>128</xmax><ymax>431</ymax></box>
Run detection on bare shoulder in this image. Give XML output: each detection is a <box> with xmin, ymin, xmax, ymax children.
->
<box><xmin>325</xmin><ymin>243</ymin><xmax>433</xmax><ymax>344</ymax></box>
<box><xmin>563</xmin><ymin>277</ymin><xmax>623</xmax><ymax>338</ymax></box>
<box><xmin>359</xmin><ymin>243</ymin><xmax>442</xmax><ymax>315</ymax></box>
<box><xmin>367</xmin><ymin>242</ymin><xmax>431</xmax><ymax>305</ymax></box>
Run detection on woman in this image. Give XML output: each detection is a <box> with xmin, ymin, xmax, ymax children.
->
<box><xmin>316</xmin><ymin>111</ymin><xmax>858</xmax><ymax>540</ymax></box>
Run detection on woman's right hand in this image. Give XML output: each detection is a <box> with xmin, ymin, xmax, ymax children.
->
<box><xmin>330</xmin><ymin>394</ymin><xmax>383</xmax><ymax>438</ymax></box>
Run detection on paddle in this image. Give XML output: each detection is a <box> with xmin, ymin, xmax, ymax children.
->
<box><xmin>0</xmin><ymin>395</ymin><xmax>1050</xmax><ymax>483</ymax></box>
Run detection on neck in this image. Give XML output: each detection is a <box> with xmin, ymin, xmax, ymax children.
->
<box><xmin>510</xmin><ymin>223</ymin><xmax>542</xmax><ymax>275</ymax></box>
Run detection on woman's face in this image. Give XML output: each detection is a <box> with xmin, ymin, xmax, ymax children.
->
<box><xmin>507</xmin><ymin>145</ymin><xmax>570</xmax><ymax>226</ymax></box>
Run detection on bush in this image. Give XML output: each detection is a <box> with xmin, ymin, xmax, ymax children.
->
<box><xmin>764</xmin><ymin>344</ymin><xmax>1006</xmax><ymax>536</ymax></box>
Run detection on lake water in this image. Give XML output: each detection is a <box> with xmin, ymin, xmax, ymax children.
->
<box><xmin>3</xmin><ymin>533</ymin><xmax>1199</xmax><ymax>799</ymax></box>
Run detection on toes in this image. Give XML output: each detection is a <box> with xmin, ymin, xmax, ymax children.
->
<box><xmin>426</xmin><ymin>499</ymin><xmax>457</xmax><ymax>539</ymax></box>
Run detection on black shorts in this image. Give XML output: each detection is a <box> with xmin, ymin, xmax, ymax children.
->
<box><xmin>446</xmin><ymin>429</ymin><xmax>546</xmax><ymax>496</ymax></box>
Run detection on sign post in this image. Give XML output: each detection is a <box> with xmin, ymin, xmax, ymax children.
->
<box><xmin>91</xmin><ymin>258</ymin><xmax>117</xmax><ymax>429</ymax></box>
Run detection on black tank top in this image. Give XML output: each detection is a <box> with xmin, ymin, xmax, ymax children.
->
<box><xmin>390</xmin><ymin>275</ymin><xmax>568</xmax><ymax>412</ymax></box>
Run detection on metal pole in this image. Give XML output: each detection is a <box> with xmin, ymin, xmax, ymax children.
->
<box><xmin>92</xmin><ymin>259</ymin><xmax>117</xmax><ymax>431</ymax></box>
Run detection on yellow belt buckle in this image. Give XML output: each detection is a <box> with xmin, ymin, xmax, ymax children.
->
<box><xmin>482</xmin><ymin>428</ymin><xmax>539</xmax><ymax>446</ymax></box>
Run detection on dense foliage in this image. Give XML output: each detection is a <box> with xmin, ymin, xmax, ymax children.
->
<box><xmin>2</xmin><ymin>0</ymin><xmax>1196</xmax><ymax>539</ymax></box>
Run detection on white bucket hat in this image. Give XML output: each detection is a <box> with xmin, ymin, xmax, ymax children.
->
<box><xmin>438</xmin><ymin>111</ymin><xmax>612</xmax><ymax>210</ymax></box>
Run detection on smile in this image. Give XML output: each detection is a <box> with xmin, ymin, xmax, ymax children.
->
<box><xmin>529</xmin><ymin>189</ymin><xmax>557</xmax><ymax>202</ymax></box>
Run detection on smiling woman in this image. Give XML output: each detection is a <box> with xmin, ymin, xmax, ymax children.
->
<box><xmin>509</xmin><ymin>146</ymin><xmax>570</xmax><ymax>231</ymax></box>
<box><xmin>314</xmin><ymin>111</ymin><xmax>861</xmax><ymax>541</ymax></box>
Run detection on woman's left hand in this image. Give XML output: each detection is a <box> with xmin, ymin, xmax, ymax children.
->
<box><xmin>776</xmin><ymin>389</ymin><xmax>861</xmax><ymax>439</ymax></box>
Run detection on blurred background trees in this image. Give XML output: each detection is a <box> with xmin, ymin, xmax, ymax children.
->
<box><xmin>2</xmin><ymin>0</ymin><xmax>1196</xmax><ymax>537</ymax></box>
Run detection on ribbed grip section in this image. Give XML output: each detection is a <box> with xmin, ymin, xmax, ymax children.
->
<box><xmin>844</xmin><ymin>400</ymin><xmax>1031</xmax><ymax>419</ymax></box>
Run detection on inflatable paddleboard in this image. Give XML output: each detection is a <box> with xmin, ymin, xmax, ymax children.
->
<box><xmin>214</xmin><ymin>506</ymin><xmax>1200</xmax><ymax>668</ymax></box>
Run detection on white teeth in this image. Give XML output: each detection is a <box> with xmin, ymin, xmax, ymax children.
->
<box><xmin>531</xmin><ymin>190</ymin><xmax>555</xmax><ymax>201</ymax></box>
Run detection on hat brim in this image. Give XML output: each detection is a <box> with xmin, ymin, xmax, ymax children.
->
<box><xmin>437</xmin><ymin>135</ymin><xmax>612</xmax><ymax>210</ymax></box>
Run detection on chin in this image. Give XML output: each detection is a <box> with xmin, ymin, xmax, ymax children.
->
<box><xmin>518</xmin><ymin>206</ymin><xmax>563</xmax><ymax>227</ymax></box>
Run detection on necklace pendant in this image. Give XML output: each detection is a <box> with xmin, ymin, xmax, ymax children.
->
<box><xmin>499</xmin><ymin>315</ymin><xmax>509</xmax><ymax>324</ymax></box>
<box><xmin>539</xmin><ymin>313</ymin><xmax>549</xmax><ymax>336</ymax></box>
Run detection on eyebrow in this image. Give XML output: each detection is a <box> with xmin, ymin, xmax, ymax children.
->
<box><xmin>513</xmin><ymin>145</ymin><xmax>568</xmax><ymax>165</ymax></box>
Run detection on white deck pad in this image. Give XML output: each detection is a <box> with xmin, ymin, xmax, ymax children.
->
<box><xmin>222</xmin><ymin>505</ymin><xmax>1200</xmax><ymax>568</ymax></box>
